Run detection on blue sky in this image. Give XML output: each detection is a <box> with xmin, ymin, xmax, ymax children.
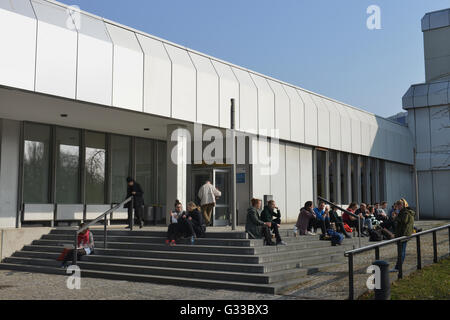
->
<box><xmin>59</xmin><ymin>0</ymin><xmax>449</xmax><ymax>117</ymax></box>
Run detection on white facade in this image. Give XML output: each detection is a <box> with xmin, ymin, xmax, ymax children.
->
<box><xmin>0</xmin><ymin>0</ymin><xmax>423</xmax><ymax>227</ymax></box>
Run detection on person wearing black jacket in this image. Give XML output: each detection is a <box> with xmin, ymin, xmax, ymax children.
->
<box><xmin>125</xmin><ymin>177</ymin><xmax>145</xmax><ymax>229</ymax></box>
<box><xmin>186</xmin><ymin>201</ymin><xmax>206</xmax><ymax>239</ymax></box>
<box><xmin>329</xmin><ymin>206</ymin><xmax>352</xmax><ymax>238</ymax></box>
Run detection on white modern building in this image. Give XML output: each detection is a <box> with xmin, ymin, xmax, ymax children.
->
<box><xmin>402</xmin><ymin>8</ymin><xmax>450</xmax><ymax>219</ymax></box>
<box><xmin>0</xmin><ymin>0</ymin><xmax>433</xmax><ymax>230</ymax></box>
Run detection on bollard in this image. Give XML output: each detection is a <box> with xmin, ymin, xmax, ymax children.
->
<box><xmin>372</xmin><ymin>260</ymin><xmax>390</xmax><ymax>300</ymax></box>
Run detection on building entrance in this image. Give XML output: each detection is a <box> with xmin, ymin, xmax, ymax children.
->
<box><xmin>189</xmin><ymin>166</ymin><xmax>231</xmax><ymax>226</ymax></box>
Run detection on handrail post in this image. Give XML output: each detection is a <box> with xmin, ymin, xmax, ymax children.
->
<box><xmin>397</xmin><ymin>240</ymin><xmax>403</xmax><ymax>279</ymax></box>
<box><xmin>348</xmin><ymin>253</ymin><xmax>354</xmax><ymax>300</ymax></box>
<box><xmin>448</xmin><ymin>227</ymin><xmax>450</xmax><ymax>255</ymax></box>
<box><xmin>375</xmin><ymin>247</ymin><xmax>380</xmax><ymax>260</ymax></box>
<box><xmin>416</xmin><ymin>235</ymin><xmax>421</xmax><ymax>270</ymax></box>
<box><xmin>358</xmin><ymin>215</ymin><xmax>361</xmax><ymax>248</ymax></box>
<box><xmin>432</xmin><ymin>231</ymin><xmax>438</xmax><ymax>263</ymax></box>
<box><xmin>130</xmin><ymin>197</ymin><xmax>134</xmax><ymax>231</ymax></box>
<box><xmin>72</xmin><ymin>232</ymin><xmax>77</xmax><ymax>266</ymax></box>
<box><xmin>104</xmin><ymin>214</ymin><xmax>107</xmax><ymax>249</ymax></box>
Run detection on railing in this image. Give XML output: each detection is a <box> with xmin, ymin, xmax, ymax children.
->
<box><xmin>344</xmin><ymin>223</ymin><xmax>450</xmax><ymax>300</ymax></box>
<box><xmin>72</xmin><ymin>196</ymin><xmax>133</xmax><ymax>265</ymax></box>
<box><xmin>317</xmin><ymin>196</ymin><xmax>364</xmax><ymax>248</ymax></box>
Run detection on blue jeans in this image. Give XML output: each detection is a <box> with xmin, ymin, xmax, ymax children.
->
<box><xmin>364</xmin><ymin>218</ymin><xmax>373</xmax><ymax>230</ymax></box>
<box><xmin>395</xmin><ymin>241</ymin><xmax>407</xmax><ymax>269</ymax></box>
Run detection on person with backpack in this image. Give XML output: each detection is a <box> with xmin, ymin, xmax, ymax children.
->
<box><xmin>295</xmin><ymin>201</ymin><xmax>316</xmax><ymax>236</ymax></box>
<box><xmin>329</xmin><ymin>205</ymin><xmax>352</xmax><ymax>238</ymax></box>
<box><xmin>390</xmin><ymin>199</ymin><xmax>416</xmax><ymax>272</ymax></box>
<box><xmin>58</xmin><ymin>223</ymin><xmax>94</xmax><ymax>268</ymax></box>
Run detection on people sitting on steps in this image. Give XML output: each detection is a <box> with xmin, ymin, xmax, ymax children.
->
<box><xmin>329</xmin><ymin>205</ymin><xmax>352</xmax><ymax>238</ymax></box>
<box><xmin>186</xmin><ymin>201</ymin><xmax>206</xmax><ymax>239</ymax></box>
<box><xmin>342</xmin><ymin>202</ymin><xmax>366</xmax><ymax>237</ymax></box>
<box><xmin>245</xmin><ymin>198</ymin><xmax>276</xmax><ymax>246</ymax></box>
<box><xmin>58</xmin><ymin>223</ymin><xmax>94</xmax><ymax>268</ymax></box>
<box><xmin>166</xmin><ymin>200</ymin><xmax>197</xmax><ymax>246</ymax></box>
<box><xmin>311</xmin><ymin>202</ymin><xmax>331</xmax><ymax>235</ymax></box>
<box><xmin>260</xmin><ymin>200</ymin><xmax>287</xmax><ymax>245</ymax></box>
<box><xmin>295</xmin><ymin>201</ymin><xmax>317</xmax><ymax>236</ymax></box>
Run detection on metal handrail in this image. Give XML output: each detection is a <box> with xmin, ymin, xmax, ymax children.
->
<box><xmin>345</xmin><ymin>222</ymin><xmax>450</xmax><ymax>300</ymax></box>
<box><xmin>317</xmin><ymin>196</ymin><xmax>363</xmax><ymax>248</ymax></box>
<box><xmin>72</xmin><ymin>196</ymin><xmax>133</xmax><ymax>265</ymax></box>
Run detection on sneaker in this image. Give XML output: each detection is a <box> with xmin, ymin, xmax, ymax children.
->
<box><xmin>190</xmin><ymin>236</ymin><xmax>195</xmax><ymax>245</ymax></box>
<box><xmin>140</xmin><ymin>221</ymin><xmax>144</xmax><ymax>229</ymax></box>
<box><xmin>276</xmin><ymin>240</ymin><xmax>287</xmax><ymax>246</ymax></box>
<box><xmin>265</xmin><ymin>241</ymin><xmax>276</xmax><ymax>246</ymax></box>
<box><xmin>390</xmin><ymin>268</ymin><xmax>399</xmax><ymax>273</ymax></box>
<box><xmin>307</xmin><ymin>231</ymin><xmax>316</xmax><ymax>236</ymax></box>
<box><xmin>170</xmin><ymin>240</ymin><xmax>176</xmax><ymax>246</ymax></box>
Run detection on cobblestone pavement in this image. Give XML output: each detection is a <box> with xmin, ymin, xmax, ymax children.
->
<box><xmin>0</xmin><ymin>223</ymin><xmax>448</xmax><ymax>300</ymax></box>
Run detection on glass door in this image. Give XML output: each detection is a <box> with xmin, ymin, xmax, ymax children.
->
<box><xmin>213</xmin><ymin>169</ymin><xmax>231</xmax><ymax>226</ymax></box>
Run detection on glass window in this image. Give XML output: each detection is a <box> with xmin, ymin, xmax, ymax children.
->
<box><xmin>135</xmin><ymin>138</ymin><xmax>153</xmax><ymax>206</ymax></box>
<box><xmin>55</xmin><ymin>127</ymin><xmax>80</xmax><ymax>203</ymax></box>
<box><xmin>316</xmin><ymin>150</ymin><xmax>326</xmax><ymax>198</ymax></box>
<box><xmin>340</xmin><ymin>153</ymin><xmax>347</xmax><ymax>204</ymax></box>
<box><xmin>111</xmin><ymin>135</ymin><xmax>130</xmax><ymax>203</ymax></box>
<box><xmin>157</xmin><ymin>141</ymin><xmax>167</xmax><ymax>205</ymax></box>
<box><xmin>85</xmin><ymin>131</ymin><xmax>106</xmax><ymax>204</ymax></box>
<box><xmin>23</xmin><ymin>123</ymin><xmax>51</xmax><ymax>203</ymax></box>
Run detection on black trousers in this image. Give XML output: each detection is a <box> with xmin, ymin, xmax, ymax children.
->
<box><xmin>270</xmin><ymin>223</ymin><xmax>282</xmax><ymax>242</ymax></box>
<box><xmin>128</xmin><ymin>205</ymin><xmax>144</xmax><ymax>226</ymax></box>
<box><xmin>63</xmin><ymin>248</ymin><xmax>87</xmax><ymax>262</ymax></box>
<box><xmin>261</xmin><ymin>225</ymin><xmax>273</xmax><ymax>245</ymax></box>
<box><xmin>309</xmin><ymin>217</ymin><xmax>330</xmax><ymax>234</ymax></box>
<box><xmin>167</xmin><ymin>220</ymin><xmax>195</xmax><ymax>241</ymax></box>
<box><xmin>347</xmin><ymin>219</ymin><xmax>364</xmax><ymax>235</ymax></box>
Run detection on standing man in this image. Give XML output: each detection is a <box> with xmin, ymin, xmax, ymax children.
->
<box><xmin>261</xmin><ymin>200</ymin><xmax>287</xmax><ymax>245</ymax></box>
<box><xmin>125</xmin><ymin>177</ymin><xmax>145</xmax><ymax>229</ymax></box>
<box><xmin>391</xmin><ymin>199</ymin><xmax>416</xmax><ymax>272</ymax></box>
<box><xmin>198</xmin><ymin>180</ymin><xmax>221</xmax><ymax>226</ymax></box>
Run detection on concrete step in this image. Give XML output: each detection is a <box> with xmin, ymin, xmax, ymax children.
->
<box><xmin>49</xmin><ymin>229</ymin><xmax>248</xmax><ymax>239</ymax></box>
<box><xmin>3</xmin><ymin>256</ymin><xmax>310</xmax><ymax>284</ymax></box>
<box><xmin>21</xmin><ymin>245</ymin><xmax>262</xmax><ymax>264</ymax></box>
<box><xmin>0</xmin><ymin>262</ymin><xmax>279</xmax><ymax>294</ymax></box>
<box><xmin>41</xmin><ymin>234</ymin><xmax>261</xmax><ymax>247</ymax></box>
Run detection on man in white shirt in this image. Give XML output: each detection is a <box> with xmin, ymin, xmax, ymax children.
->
<box><xmin>197</xmin><ymin>181</ymin><xmax>221</xmax><ymax>226</ymax></box>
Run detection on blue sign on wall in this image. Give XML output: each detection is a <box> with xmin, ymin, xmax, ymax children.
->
<box><xmin>236</xmin><ymin>172</ymin><xmax>246</xmax><ymax>184</ymax></box>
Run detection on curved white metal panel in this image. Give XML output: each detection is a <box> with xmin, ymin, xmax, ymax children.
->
<box><xmin>106</xmin><ymin>23</ymin><xmax>143</xmax><ymax>112</ymax></box>
<box><xmin>283</xmin><ymin>85</ymin><xmax>304</xmax><ymax>143</ymax></box>
<box><xmin>211</xmin><ymin>60</ymin><xmax>240</xmax><ymax>130</ymax></box>
<box><xmin>299</xmin><ymin>145</ymin><xmax>313</xmax><ymax>207</ymax></box>
<box><xmin>268</xmin><ymin>80</ymin><xmax>290</xmax><ymax>141</ymax></box>
<box><xmin>345</xmin><ymin>108</ymin><xmax>362</xmax><ymax>154</ymax></box>
<box><xmin>270</xmin><ymin>141</ymin><xmax>286</xmax><ymax>220</ymax></box>
<box><xmin>33</xmin><ymin>0</ymin><xmax>77</xmax><ymax>98</ymax></box>
<box><xmin>76</xmin><ymin>13</ymin><xmax>113</xmax><ymax>105</ymax></box>
<box><xmin>323</xmin><ymin>99</ymin><xmax>341</xmax><ymax>150</ymax></box>
<box><xmin>164</xmin><ymin>43</ymin><xmax>196</xmax><ymax>122</ymax></box>
<box><xmin>0</xmin><ymin>2</ymin><xmax>36</xmax><ymax>91</ymax></box>
<box><xmin>297</xmin><ymin>90</ymin><xmax>318</xmax><ymax>146</ymax></box>
<box><xmin>250</xmin><ymin>74</ymin><xmax>275</xmax><ymax>137</ymax></box>
<box><xmin>189</xmin><ymin>52</ymin><xmax>219</xmax><ymax>127</ymax></box>
<box><xmin>136</xmin><ymin>34</ymin><xmax>171</xmax><ymax>117</ymax></box>
<box><xmin>334</xmin><ymin>102</ymin><xmax>352</xmax><ymax>152</ymax></box>
<box><xmin>310</xmin><ymin>95</ymin><xmax>330</xmax><ymax>148</ymax></box>
<box><xmin>232</xmin><ymin>68</ymin><xmax>258</xmax><ymax>134</ymax></box>
<box><xmin>285</xmin><ymin>144</ymin><xmax>300</xmax><ymax>221</ymax></box>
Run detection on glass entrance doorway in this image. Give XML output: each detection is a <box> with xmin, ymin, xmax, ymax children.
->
<box><xmin>190</xmin><ymin>167</ymin><xmax>231</xmax><ymax>226</ymax></box>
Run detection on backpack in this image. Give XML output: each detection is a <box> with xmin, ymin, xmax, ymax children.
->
<box><xmin>381</xmin><ymin>228</ymin><xmax>394</xmax><ymax>240</ymax></box>
<box><xmin>369</xmin><ymin>229</ymin><xmax>383</xmax><ymax>242</ymax></box>
<box><xmin>327</xmin><ymin>229</ymin><xmax>344</xmax><ymax>245</ymax></box>
<box><xmin>343</xmin><ymin>223</ymin><xmax>353</xmax><ymax>233</ymax></box>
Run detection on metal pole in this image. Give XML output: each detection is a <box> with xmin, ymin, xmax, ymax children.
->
<box><xmin>358</xmin><ymin>215</ymin><xmax>361</xmax><ymax>248</ymax></box>
<box><xmin>230</xmin><ymin>98</ymin><xmax>237</xmax><ymax>231</ymax></box>
<box><xmin>373</xmin><ymin>260</ymin><xmax>391</xmax><ymax>300</ymax></box>
<box><xmin>432</xmin><ymin>231</ymin><xmax>438</xmax><ymax>263</ymax></box>
<box><xmin>375</xmin><ymin>247</ymin><xmax>380</xmax><ymax>260</ymax></box>
<box><xmin>416</xmin><ymin>235</ymin><xmax>421</xmax><ymax>270</ymax></box>
<box><xmin>104</xmin><ymin>214</ymin><xmax>107</xmax><ymax>249</ymax></box>
<box><xmin>448</xmin><ymin>227</ymin><xmax>450</xmax><ymax>255</ymax></box>
<box><xmin>413</xmin><ymin>148</ymin><xmax>420</xmax><ymax>221</ymax></box>
<box><xmin>72</xmin><ymin>232</ymin><xmax>77</xmax><ymax>265</ymax></box>
<box><xmin>397</xmin><ymin>241</ymin><xmax>403</xmax><ymax>279</ymax></box>
<box><xmin>130</xmin><ymin>198</ymin><xmax>134</xmax><ymax>231</ymax></box>
<box><xmin>348</xmin><ymin>253</ymin><xmax>354</xmax><ymax>300</ymax></box>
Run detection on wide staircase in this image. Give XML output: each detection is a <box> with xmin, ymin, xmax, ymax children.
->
<box><xmin>0</xmin><ymin>227</ymin><xmax>373</xmax><ymax>294</ymax></box>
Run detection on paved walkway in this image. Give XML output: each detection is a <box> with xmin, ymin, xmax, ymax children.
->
<box><xmin>0</xmin><ymin>221</ymin><xmax>448</xmax><ymax>300</ymax></box>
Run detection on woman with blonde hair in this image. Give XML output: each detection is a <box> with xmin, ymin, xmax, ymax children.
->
<box><xmin>186</xmin><ymin>201</ymin><xmax>206</xmax><ymax>239</ymax></box>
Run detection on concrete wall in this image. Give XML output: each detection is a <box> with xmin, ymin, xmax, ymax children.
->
<box><xmin>0</xmin><ymin>227</ymin><xmax>51</xmax><ymax>260</ymax></box>
<box><xmin>384</xmin><ymin>161</ymin><xmax>415</xmax><ymax>210</ymax></box>
<box><xmin>0</xmin><ymin>119</ymin><xmax>20</xmax><ymax>228</ymax></box>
